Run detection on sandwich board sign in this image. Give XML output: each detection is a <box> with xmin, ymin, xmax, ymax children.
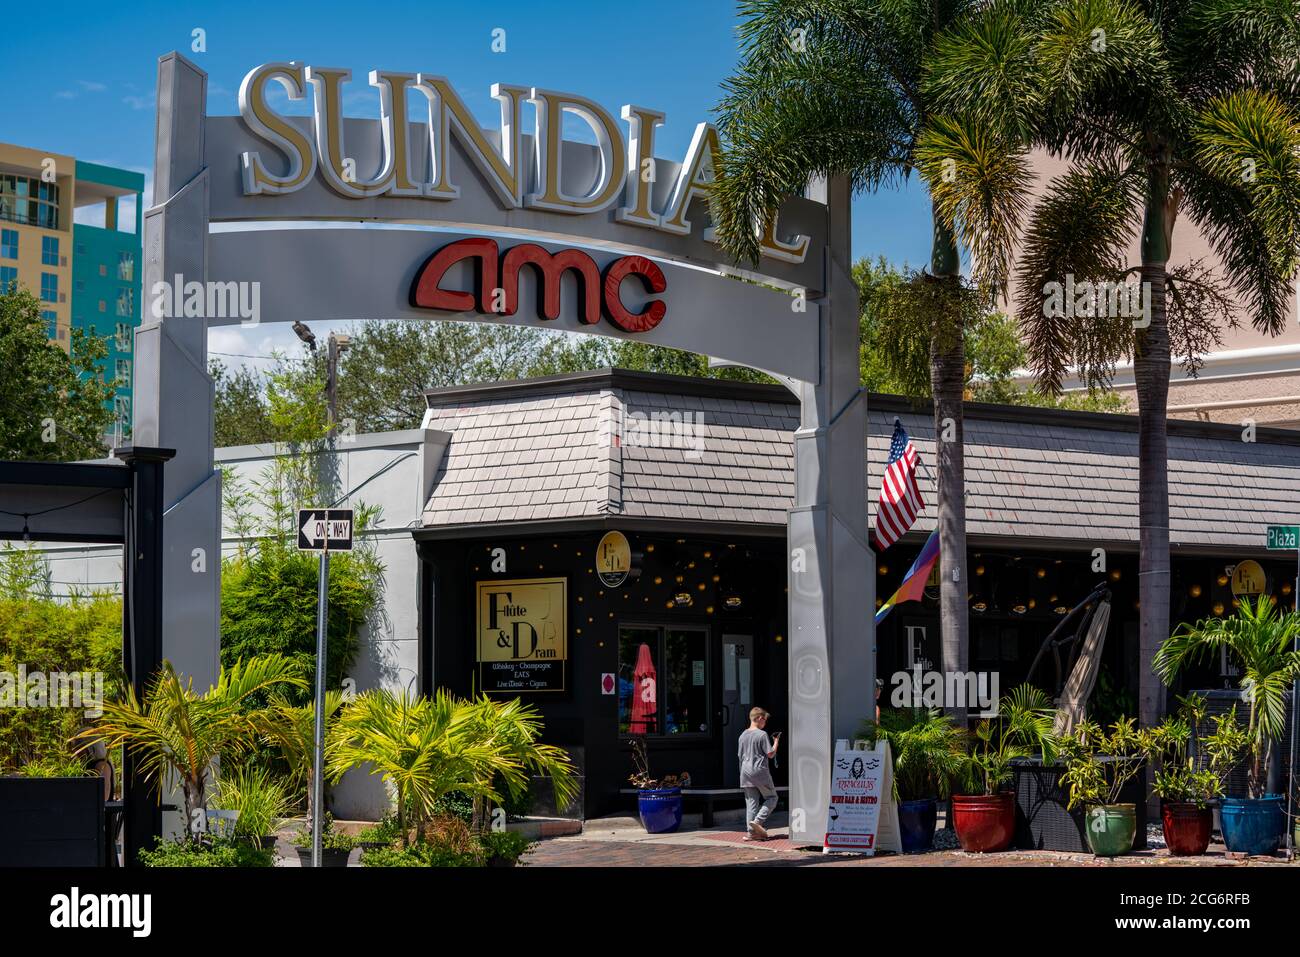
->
<box><xmin>297</xmin><ymin>508</ymin><xmax>354</xmax><ymax>552</ymax></box>
<box><xmin>823</xmin><ymin>739</ymin><xmax>901</xmax><ymax>855</ymax></box>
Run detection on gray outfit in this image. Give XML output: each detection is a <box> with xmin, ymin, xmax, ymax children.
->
<box><xmin>738</xmin><ymin>727</ymin><xmax>778</xmax><ymax>826</ymax></box>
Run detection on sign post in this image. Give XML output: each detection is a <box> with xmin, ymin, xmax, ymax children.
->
<box><xmin>1267</xmin><ymin>524</ymin><xmax>1300</xmax><ymax>856</ymax></box>
<box><xmin>297</xmin><ymin>508</ymin><xmax>353</xmax><ymax>867</ymax></box>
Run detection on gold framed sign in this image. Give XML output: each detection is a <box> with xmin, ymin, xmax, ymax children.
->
<box><xmin>1231</xmin><ymin>560</ymin><xmax>1266</xmax><ymax>598</ymax></box>
<box><xmin>596</xmin><ymin>530</ymin><xmax>632</xmax><ymax>587</ymax></box>
<box><xmin>476</xmin><ymin>577</ymin><xmax>567</xmax><ymax>692</ymax></box>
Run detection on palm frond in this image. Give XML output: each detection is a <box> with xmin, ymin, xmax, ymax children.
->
<box><xmin>915</xmin><ymin>113</ymin><xmax>1034</xmax><ymax>296</ymax></box>
<box><xmin>1013</xmin><ymin>158</ymin><xmax>1144</xmax><ymax>392</ymax></box>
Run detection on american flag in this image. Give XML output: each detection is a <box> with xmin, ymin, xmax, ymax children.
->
<box><xmin>874</xmin><ymin>420</ymin><xmax>924</xmax><ymax>551</ymax></box>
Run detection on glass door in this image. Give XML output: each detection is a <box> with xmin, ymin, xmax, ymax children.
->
<box><xmin>721</xmin><ymin>635</ymin><xmax>753</xmax><ymax>786</ymax></box>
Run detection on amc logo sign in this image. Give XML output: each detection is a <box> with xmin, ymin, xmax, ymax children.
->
<box><xmin>410</xmin><ymin>238</ymin><xmax>667</xmax><ymax>332</ymax></box>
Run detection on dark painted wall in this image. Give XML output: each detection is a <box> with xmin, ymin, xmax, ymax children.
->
<box><xmin>422</xmin><ymin>529</ymin><xmax>788</xmax><ymax>818</ymax></box>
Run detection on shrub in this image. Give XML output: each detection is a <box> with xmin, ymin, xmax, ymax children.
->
<box><xmin>138</xmin><ymin>836</ymin><xmax>275</xmax><ymax>868</ymax></box>
<box><xmin>290</xmin><ymin>812</ymin><xmax>356</xmax><ymax>852</ymax></box>
<box><xmin>0</xmin><ymin>547</ymin><xmax>123</xmax><ymax>775</ymax></box>
<box><xmin>479</xmin><ymin>829</ymin><xmax>535</xmax><ymax>864</ymax></box>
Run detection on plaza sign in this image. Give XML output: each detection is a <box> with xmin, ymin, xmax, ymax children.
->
<box><xmin>235</xmin><ymin>63</ymin><xmax>808</xmax><ymax>264</ymax></box>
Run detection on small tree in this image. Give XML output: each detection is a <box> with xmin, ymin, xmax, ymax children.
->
<box><xmin>79</xmin><ymin>655</ymin><xmax>306</xmax><ymax>836</ymax></box>
<box><xmin>0</xmin><ymin>284</ymin><xmax>117</xmax><ymax>461</ymax></box>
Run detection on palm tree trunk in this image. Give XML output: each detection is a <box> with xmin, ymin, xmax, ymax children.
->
<box><xmin>183</xmin><ymin>775</ymin><xmax>205</xmax><ymax>841</ymax></box>
<box><xmin>1136</xmin><ymin>164</ymin><xmax>1174</xmax><ymax>741</ymax></box>
<box><xmin>929</xmin><ymin>210</ymin><xmax>969</xmax><ymax>724</ymax></box>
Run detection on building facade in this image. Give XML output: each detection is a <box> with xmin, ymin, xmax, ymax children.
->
<box><xmin>71</xmin><ymin>160</ymin><xmax>144</xmax><ymax>435</ymax></box>
<box><xmin>0</xmin><ymin>143</ymin><xmax>143</xmax><ymax>435</ymax></box>
<box><xmin>415</xmin><ymin>370</ymin><xmax>1300</xmax><ymax>818</ymax></box>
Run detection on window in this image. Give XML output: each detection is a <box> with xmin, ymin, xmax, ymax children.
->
<box><xmin>0</xmin><ymin>265</ymin><xmax>16</xmax><ymax>291</ymax></box>
<box><xmin>0</xmin><ymin>228</ymin><xmax>16</xmax><ymax>259</ymax></box>
<box><xmin>41</xmin><ymin>236</ymin><xmax>58</xmax><ymax>266</ymax></box>
<box><xmin>40</xmin><ymin>272</ymin><xmax>58</xmax><ymax>303</ymax></box>
<box><xmin>98</xmin><ymin>264</ymin><xmax>107</xmax><ymax>277</ymax></box>
<box><xmin>618</xmin><ymin>624</ymin><xmax>710</xmax><ymax>737</ymax></box>
<box><xmin>114</xmin><ymin>395</ymin><xmax>131</xmax><ymax>421</ymax></box>
<box><xmin>0</xmin><ymin>174</ymin><xmax>59</xmax><ymax>229</ymax></box>
<box><xmin>41</xmin><ymin>310</ymin><xmax>57</xmax><ymax>338</ymax></box>
<box><xmin>114</xmin><ymin>359</ymin><xmax>131</xmax><ymax>388</ymax></box>
<box><xmin>115</xmin><ymin>287</ymin><xmax>134</xmax><ymax>318</ymax></box>
<box><xmin>117</xmin><ymin>251</ymin><xmax>134</xmax><ymax>282</ymax></box>
<box><xmin>115</xmin><ymin>322</ymin><xmax>132</xmax><ymax>351</ymax></box>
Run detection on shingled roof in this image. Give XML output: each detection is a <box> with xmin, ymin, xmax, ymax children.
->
<box><xmin>420</xmin><ymin>368</ymin><xmax>1300</xmax><ymax>552</ymax></box>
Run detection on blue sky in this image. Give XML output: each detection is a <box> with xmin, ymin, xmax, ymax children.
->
<box><xmin>0</xmin><ymin>0</ymin><xmax>933</xmax><ymax>365</ymax></box>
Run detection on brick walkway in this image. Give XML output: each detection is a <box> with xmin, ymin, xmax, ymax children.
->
<box><xmin>522</xmin><ymin>821</ymin><xmax>1295</xmax><ymax>868</ymax></box>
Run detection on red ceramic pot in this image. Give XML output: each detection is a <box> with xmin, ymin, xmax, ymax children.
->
<box><xmin>951</xmin><ymin>792</ymin><xmax>1015</xmax><ymax>852</ymax></box>
<box><xmin>1161</xmin><ymin>802</ymin><xmax>1212</xmax><ymax>856</ymax></box>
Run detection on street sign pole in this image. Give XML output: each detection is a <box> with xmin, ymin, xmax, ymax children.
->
<box><xmin>311</xmin><ymin>544</ymin><xmax>330</xmax><ymax>868</ymax></box>
<box><xmin>295</xmin><ymin>505</ymin><xmax>352</xmax><ymax>866</ymax></box>
<box><xmin>1266</xmin><ymin>525</ymin><xmax>1300</xmax><ymax>857</ymax></box>
<box><xmin>1291</xmin><ymin>547</ymin><xmax>1298</xmax><ymax>858</ymax></box>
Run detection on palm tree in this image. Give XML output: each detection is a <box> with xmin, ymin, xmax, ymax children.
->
<box><xmin>78</xmin><ymin>655</ymin><xmax>306</xmax><ymax>834</ymax></box>
<box><xmin>268</xmin><ymin>688</ymin><xmax>344</xmax><ymax>827</ymax></box>
<box><xmin>1008</xmin><ymin>0</ymin><xmax>1300</xmax><ymax>730</ymax></box>
<box><xmin>1154</xmin><ymin>596</ymin><xmax>1300</xmax><ymax>797</ymax></box>
<box><xmin>712</xmin><ymin>1</ymin><xmax>1041</xmax><ymax>716</ymax></box>
<box><xmin>458</xmin><ymin>694</ymin><xmax>579</xmax><ymax>832</ymax></box>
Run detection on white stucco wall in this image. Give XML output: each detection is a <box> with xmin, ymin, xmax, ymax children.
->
<box><xmin>35</xmin><ymin>426</ymin><xmax>449</xmax><ymax>820</ymax></box>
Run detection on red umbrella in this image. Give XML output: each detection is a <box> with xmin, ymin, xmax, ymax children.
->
<box><xmin>629</xmin><ymin>643</ymin><xmax>657</xmax><ymax>735</ymax></box>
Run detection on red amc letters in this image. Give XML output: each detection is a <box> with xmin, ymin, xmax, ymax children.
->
<box><xmin>410</xmin><ymin>238</ymin><xmax>667</xmax><ymax>333</ymax></box>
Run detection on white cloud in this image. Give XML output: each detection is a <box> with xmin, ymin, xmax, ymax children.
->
<box><xmin>123</xmin><ymin>93</ymin><xmax>155</xmax><ymax>111</ymax></box>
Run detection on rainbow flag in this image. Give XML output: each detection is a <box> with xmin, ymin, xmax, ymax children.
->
<box><xmin>874</xmin><ymin>529</ymin><xmax>940</xmax><ymax>625</ymax></box>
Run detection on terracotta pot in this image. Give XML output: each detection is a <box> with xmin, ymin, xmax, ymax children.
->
<box><xmin>1161</xmin><ymin>802</ymin><xmax>1212</xmax><ymax>856</ymax></box>
<box><xmin>951</xmin><ymin>792</ymin><xmax>1015</xmax><ymax>852</ymax></box>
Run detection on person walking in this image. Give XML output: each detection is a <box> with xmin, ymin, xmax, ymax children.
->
<box><xmin>738</xmin><ymin>707</ymin><xmax>779</xmax><ymax>840</ymax></box>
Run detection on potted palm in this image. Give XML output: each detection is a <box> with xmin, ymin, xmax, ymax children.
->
<box><xmin>1146</xmin><ymin>695</ymin><xmax>1245</xmax><ymax>856</ymax></box>
<box><xmin>627</xmin><ymin>738</ymin><xmax>688</xmax><ymax>834</ymax></box>
<box><xmin>1155</xmin><ymin>596</ymin><xmax>1300</xmax><ymax>856</ymax></box>
<box><xmin>864</xmin><ymin>708</ymin><xmax>965</xmax><ymax>853</ymax></box>
<box><xmin>1056</xmin><ymin>718</ymin><xmax>1147</xmax><ymax>857</ymax></box>
<box><xmin>953</xmin><ymin>685</ymin><xmax>1057</xmax><ymax>852</ymax></box>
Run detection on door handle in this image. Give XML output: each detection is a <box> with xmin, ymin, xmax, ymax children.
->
<box><xmin>720</xmin><ymin>705</ymin><xmax>730</xmax><ymax>726</ymax></box>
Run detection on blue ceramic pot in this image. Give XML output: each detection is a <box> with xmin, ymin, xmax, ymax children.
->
<box><xmin>638</xmin><ymin>787</ymin><xmax>683</xmax><ymax>833</ymax></box>
<box><xmin>898</xmin><ymin>798</ymin><xmax>937</xmax><ymax>853</ymax></box>
<box><xmin>1219</xmin><ymin>795</ymin><xmax>1284</xmax><ymax>856</ymax></box>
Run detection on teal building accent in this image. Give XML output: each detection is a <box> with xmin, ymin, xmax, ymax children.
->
<box><xmin>71</xmin><ymin>160</ymin><xmax>144</xmax><ymax>433</ymax></box>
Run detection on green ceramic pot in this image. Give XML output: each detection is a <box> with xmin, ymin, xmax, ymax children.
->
<box><xmin>1084</xmin><ymin>803</ymin><xmax>1136</xmax><ymax>857</ymax></box>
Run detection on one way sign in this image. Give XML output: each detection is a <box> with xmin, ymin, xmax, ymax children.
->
<box><xmin>297</xmin><ymin>508</ymin><xmax>354</xmax><ymax>552</ymax></box>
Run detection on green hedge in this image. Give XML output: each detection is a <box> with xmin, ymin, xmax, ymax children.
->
<box><xmin>0</xmin><ymin>571</ymin><xmax>123</xmax><ymax>773</ymax></box>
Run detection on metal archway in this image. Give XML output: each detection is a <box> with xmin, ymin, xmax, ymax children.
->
<box><xmin>138</xmin><ymin>52</ymin><xmax>873</xmax><ymax>844</ymax></box>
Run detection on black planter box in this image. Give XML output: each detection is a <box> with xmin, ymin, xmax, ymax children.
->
<box><xmin>0</xmin><ymin>776</ymin><xmax>105</xmax><ymax>866</ymax></box>
<box><xmin>1011</xmin><ymin>759</ymin><xmax>1147</xmax><ymax>853</ymax></box>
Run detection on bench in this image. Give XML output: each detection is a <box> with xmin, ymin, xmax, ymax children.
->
<box><xmin>621</xmin><ymin>787</ymin><xmax>790</xmax><ymax>828</ymax></box>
